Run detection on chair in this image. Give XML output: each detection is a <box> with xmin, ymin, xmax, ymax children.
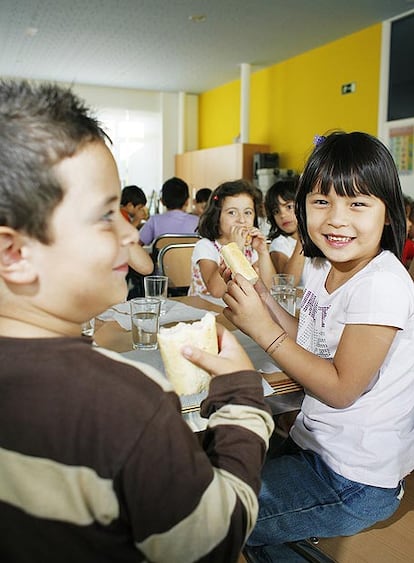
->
<box><xmin>157</xmin><ymin>242</ymin><xmax>197</xmax><ymax>296</ymax></box>
<box><xmin>151</xmin><ymin>233</ymin><xmax>201</xmax><ymax>261</ymax></box>
<box><xmin>243</xmin><ymin>539</ymin><xmax>336</xmax><ymax>563</ymax></box>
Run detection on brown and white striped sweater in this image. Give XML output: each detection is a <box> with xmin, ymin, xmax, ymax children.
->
<box><xmin>0</xmin><ymin>336</ymin><xmax>273</xmax><ymax>562</ymax></box>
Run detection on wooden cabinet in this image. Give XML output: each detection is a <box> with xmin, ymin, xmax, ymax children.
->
<box><xmin>175</xmin><ymin>143</ymin><xmax>269</xmax><ymax>191</ymax></box>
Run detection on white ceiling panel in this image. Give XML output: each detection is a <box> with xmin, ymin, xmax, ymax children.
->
<box><xmin>0</xmin><ymin>0</ymin><xmax>412</xmax><ymax>93</ymax></box>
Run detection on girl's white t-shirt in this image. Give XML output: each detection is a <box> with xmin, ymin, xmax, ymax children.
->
<box><xmin>188</xmin><ymin>238</ymin><xmax>258</xmax><ymax>296</ymax></box>
<box><xmin>269</xmin><ymin>234</ymin><xmax>296</xmax><ymax>256</ymax></box>
<box><xmin>291</xmin><ymin>251</ymin><xmax>414</xmax><ymax>487</ymax></box>
<box><xmin>269</xmin><ymin>235</ymin><xmax>309</xmax><ymax>287</ymax></box>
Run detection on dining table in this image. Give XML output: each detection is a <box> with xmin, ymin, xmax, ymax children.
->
<box><xmin>93</xmin><ymin>295</ymin><xmax>303</xmax><ymax>430</ymax></box>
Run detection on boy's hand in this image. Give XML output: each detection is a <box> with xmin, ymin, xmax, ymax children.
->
<box><xmin>181</xmin><ymin>323</ymin><xmax>254</xmax><ymax>376</ymax></box>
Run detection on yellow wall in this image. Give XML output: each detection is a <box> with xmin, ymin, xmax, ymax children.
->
<box><xmin>199</xmin><ymin>24</ymin><xmax>382</xmax><ymax>172</ymax></box>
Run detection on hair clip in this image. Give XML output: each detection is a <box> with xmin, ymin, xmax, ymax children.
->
<box><xmin>213</xmin><ymin>194</ymin><xmax>219</xmax><ymax>201</ymax></box>
<box><xmin>313</xmin><ymin>134</ymin><xmax>326</xmax><ymax>147</ymax></box>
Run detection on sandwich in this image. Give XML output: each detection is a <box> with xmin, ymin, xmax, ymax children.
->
<box><xmin>157</xmin><ymin>313</ymin><xmax>218</xmax><ymax>395</ymax></box>
<box><xmin>221</xmin><ymin>242</ymin><xmax>259</xmax><ymax>284</ymax></box>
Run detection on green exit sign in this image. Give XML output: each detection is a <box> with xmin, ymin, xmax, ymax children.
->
<box><xmin>341</xmin><ymin>82</ymin><xmax>356</xmax><ymax>95</ymax></box>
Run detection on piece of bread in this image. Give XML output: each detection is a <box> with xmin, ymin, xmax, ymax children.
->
<box><xmin>221</xmin><ymin>242</ymin><xmax>259</xmax><ymax>283</ymax></box>
<box><xmin>157</xmin><ymin>313</ymin><xmax>218</xmax><ymax>395</ymax></box>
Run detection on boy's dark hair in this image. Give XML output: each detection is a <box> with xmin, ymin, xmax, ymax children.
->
<box><xmin>0</xmin><ymin>80</ymin><xmax>107</xmax><ymax>244</ymax></box>
<box><xmin>195</xmin><ymin>188</ymin><xmax>212</xmax><ymax>204</ymax></box>
<box><xmin>198</xmin><ymin>179</ymin><xmax>260</xmax><ymax>240</ymax></box>
<box><xmin>265</xmin><ymin>179</ymin><xmax>299</xmax><ymax>239</ymax></box>
<box><xmin>295</xmin><ymin>131</ymin><xmax>406</xmax><ymax>259</ymax></box>
<box><xmin>121</xmin><ymin>185</ymin><xmax>147</xmax><ymax>207</ymax></box>
<box><xmin>161</xmin><ymin>177</ymin><xmax>189</xmax><ymax>210</ymax></box>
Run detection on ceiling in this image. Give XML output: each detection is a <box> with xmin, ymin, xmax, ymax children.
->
<box><xmin>0</xmin><ymin>0</ymin><xmax>413</xmax><ymax>94</ymax></box>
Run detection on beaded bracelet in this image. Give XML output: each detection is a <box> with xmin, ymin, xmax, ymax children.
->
<box><xmin>264</xmin><ymin>331</ymin><xmax>288</xmax><ymax>354</ymax></box>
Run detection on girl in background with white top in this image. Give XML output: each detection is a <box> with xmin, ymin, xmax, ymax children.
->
<box><xmin>188</xmin><ymin>180</ymin><xmax>275</xmax><ymax>298</ymax></box>
<box><xmin>265</xmin><ymin>178</ymin><xmax>308</xmax><ymax>287</ymax></box>
<box><xmin>215</xmin><ymin>132</ymin><xmax>414</xmax><ymax>560</ymax></box>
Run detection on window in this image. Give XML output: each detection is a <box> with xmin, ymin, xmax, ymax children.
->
<box><xmin>97</xmin><ymin>108</ymin><xmax>162</xmax><ymax>196</ymax></box>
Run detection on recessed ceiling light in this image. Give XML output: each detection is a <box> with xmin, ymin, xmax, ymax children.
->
<box><xmin>25</xmin><ymin>27</ymin><xmax>38</xmax><ymax>37</ymax></box>
<box><xmin>188</xmin><ymin>14</ymin><xmax>206</xmax><ymax>23</ymax></box>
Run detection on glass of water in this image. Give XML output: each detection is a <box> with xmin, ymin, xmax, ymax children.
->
<box><xmin>271</xmin><ymin>283</ymin><xmax>296</xmax><ymax>315</ymax></box>
<box><xmin>272</xmin><ymin>274</ymin><xmax>295</xmax><ymax>287</ymax></box>
<box><xmin>270</xmin><ymin>274</ymin><xmax>296</xmax><ymax>316</ymax></box>
<box><xmin>129</xmin><ymin>297</ymin><xmax>161</xmax><ymax>350</ymax></box>
<box><xmin>144</xmin><ymin>275</ymin><xmax>168</xmax><ymax>315</ymax></box>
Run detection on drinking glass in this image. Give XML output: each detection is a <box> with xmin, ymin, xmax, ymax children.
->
<box><xmin>144</xmin><ymin>275</ymin><xmax>168</xmax><ymax>315</ymax></box>
<box><xmin>130</xmin><ymin>297</ymin><xmax>161</xmax><ymax>350</ymax></box>
<box><xmin>272</xmin><ymin>274</ymin><xmax>295</xmax><ymax>287</ymax></box>
<box><xmin>270</xmin><ymin>285</ymin><xmax>297</xmax><ymax>315</ymax></box>
<box><xmin>271</xmin><ymin>274</ymin><xmax>296</xmax><ymax>315</ymax></box>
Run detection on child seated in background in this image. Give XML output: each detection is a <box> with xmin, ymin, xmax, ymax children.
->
<box><xmin>120</xmin><ymin>184</ymin><xmax>148</xmax><ymax>228</ymax></box>
<box><xmin>188</xmin><ymin>180</ymin><xmax>275</xmax><ymax>298</ymax></box>
<box><xmin>192</xmin><ymin>187</ymin><xmax>212</xmax><ymax>216</ymax></box>
<box><xmin>0</xmin><ymin>80</ymin><xmax>274</xmax><ymax>562</ymax></box>
<box><xmin>139</xmin><ymin>176</ymin><xmax>199</xmax><ymax>246</ymax></box>
<box><xmin>265</xmin><ymin>178</ymin><xmax>308</xmax><ymax>287</ymax></box>
<box><xmin>120</xmin><ymin>185</ymin><xmax>154</xmax><ymax>298</ymax></box>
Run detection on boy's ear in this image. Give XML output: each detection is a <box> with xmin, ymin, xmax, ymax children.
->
<box><xmin>0</xmin><ymin>228</ymin><xmax>38</xmax><ymax>284</ymax></box>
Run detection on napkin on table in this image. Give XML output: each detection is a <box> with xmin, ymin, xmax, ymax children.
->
<box><xmin>97</xmin><ymin>299</ymin><xmax>217</xmax><ymax>331</ymax></box>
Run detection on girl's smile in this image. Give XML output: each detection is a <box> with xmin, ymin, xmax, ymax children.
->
<box><xmin>306</xmin><ymin>188</ymin><xmax>387</xmax><ymax>268</ymax></box>
<box><xmin>324</xmin><ymin>234</ymin><xmax>355</xmax><ymax>247</ymax></box>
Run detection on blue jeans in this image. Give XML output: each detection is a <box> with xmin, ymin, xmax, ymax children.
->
<box><xmin>247</xmin><ymin>438</ymin><xmax>402</xmax><ymax>550</ymax></box>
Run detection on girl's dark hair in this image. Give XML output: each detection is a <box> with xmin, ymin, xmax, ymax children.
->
<box><xmin>197</xmin><ymin>179</ymin><xmax>260</xmax><ymax>240</ymax></box>
<box><xmin>264</xmin><ymin>178</ymin><xmax>299</xmax><ymax>239</ymax></box>
<box><xmin>295</xmin><ymin>131</ymin><xmax>406</xmax><ymax>259</ymax></box>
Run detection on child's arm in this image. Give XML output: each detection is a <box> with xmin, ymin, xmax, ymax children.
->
<box><xmin>127</xmin><ymin>242</ymin><xmax>154</xmax><ymax>275</ymax></box>
<box><xmin>223</xmin><ymin>275</ymin><xmax>398</xmax><ymax>409</ymax></box>
<box><xmin>249</xmin><ymin>227</ymin><xmax>276</xmax><ymax>288</ymax></box>
<box><xmin>272</xmin><ymin>238</ymin><xmax>305</xmax><ymax>287</ymax></box>
<box><xmin>199</xmin><ymin>259</ymin><xmax>227</xmax><ymax>297</ymax></box>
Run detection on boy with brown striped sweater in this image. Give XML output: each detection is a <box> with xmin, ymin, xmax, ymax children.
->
<box><xmin>0</xmin><ymin>80</ymin><xmax>273</xmax><ymax>562</ymax></box>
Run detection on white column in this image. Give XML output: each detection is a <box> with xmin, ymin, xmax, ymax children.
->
<box><xmin>240</xmin><ymin>63</ymin><xmax>251</xmax><ymax>143</ymax></box>
<box><xmin>177</xmin><ymin>91</ymin><xmax>186</xmax><ymax>154</ymax></box>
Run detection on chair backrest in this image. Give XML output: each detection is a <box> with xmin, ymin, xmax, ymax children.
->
<box><xmin>152</xmin><ymin>233</ymin><xmax>201</xmax><ymax>253</ymax></box>
<box><xmin>157</xmin><ymin>243</ymin><xmax>196</xmax><ymax>290</ymax></box>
